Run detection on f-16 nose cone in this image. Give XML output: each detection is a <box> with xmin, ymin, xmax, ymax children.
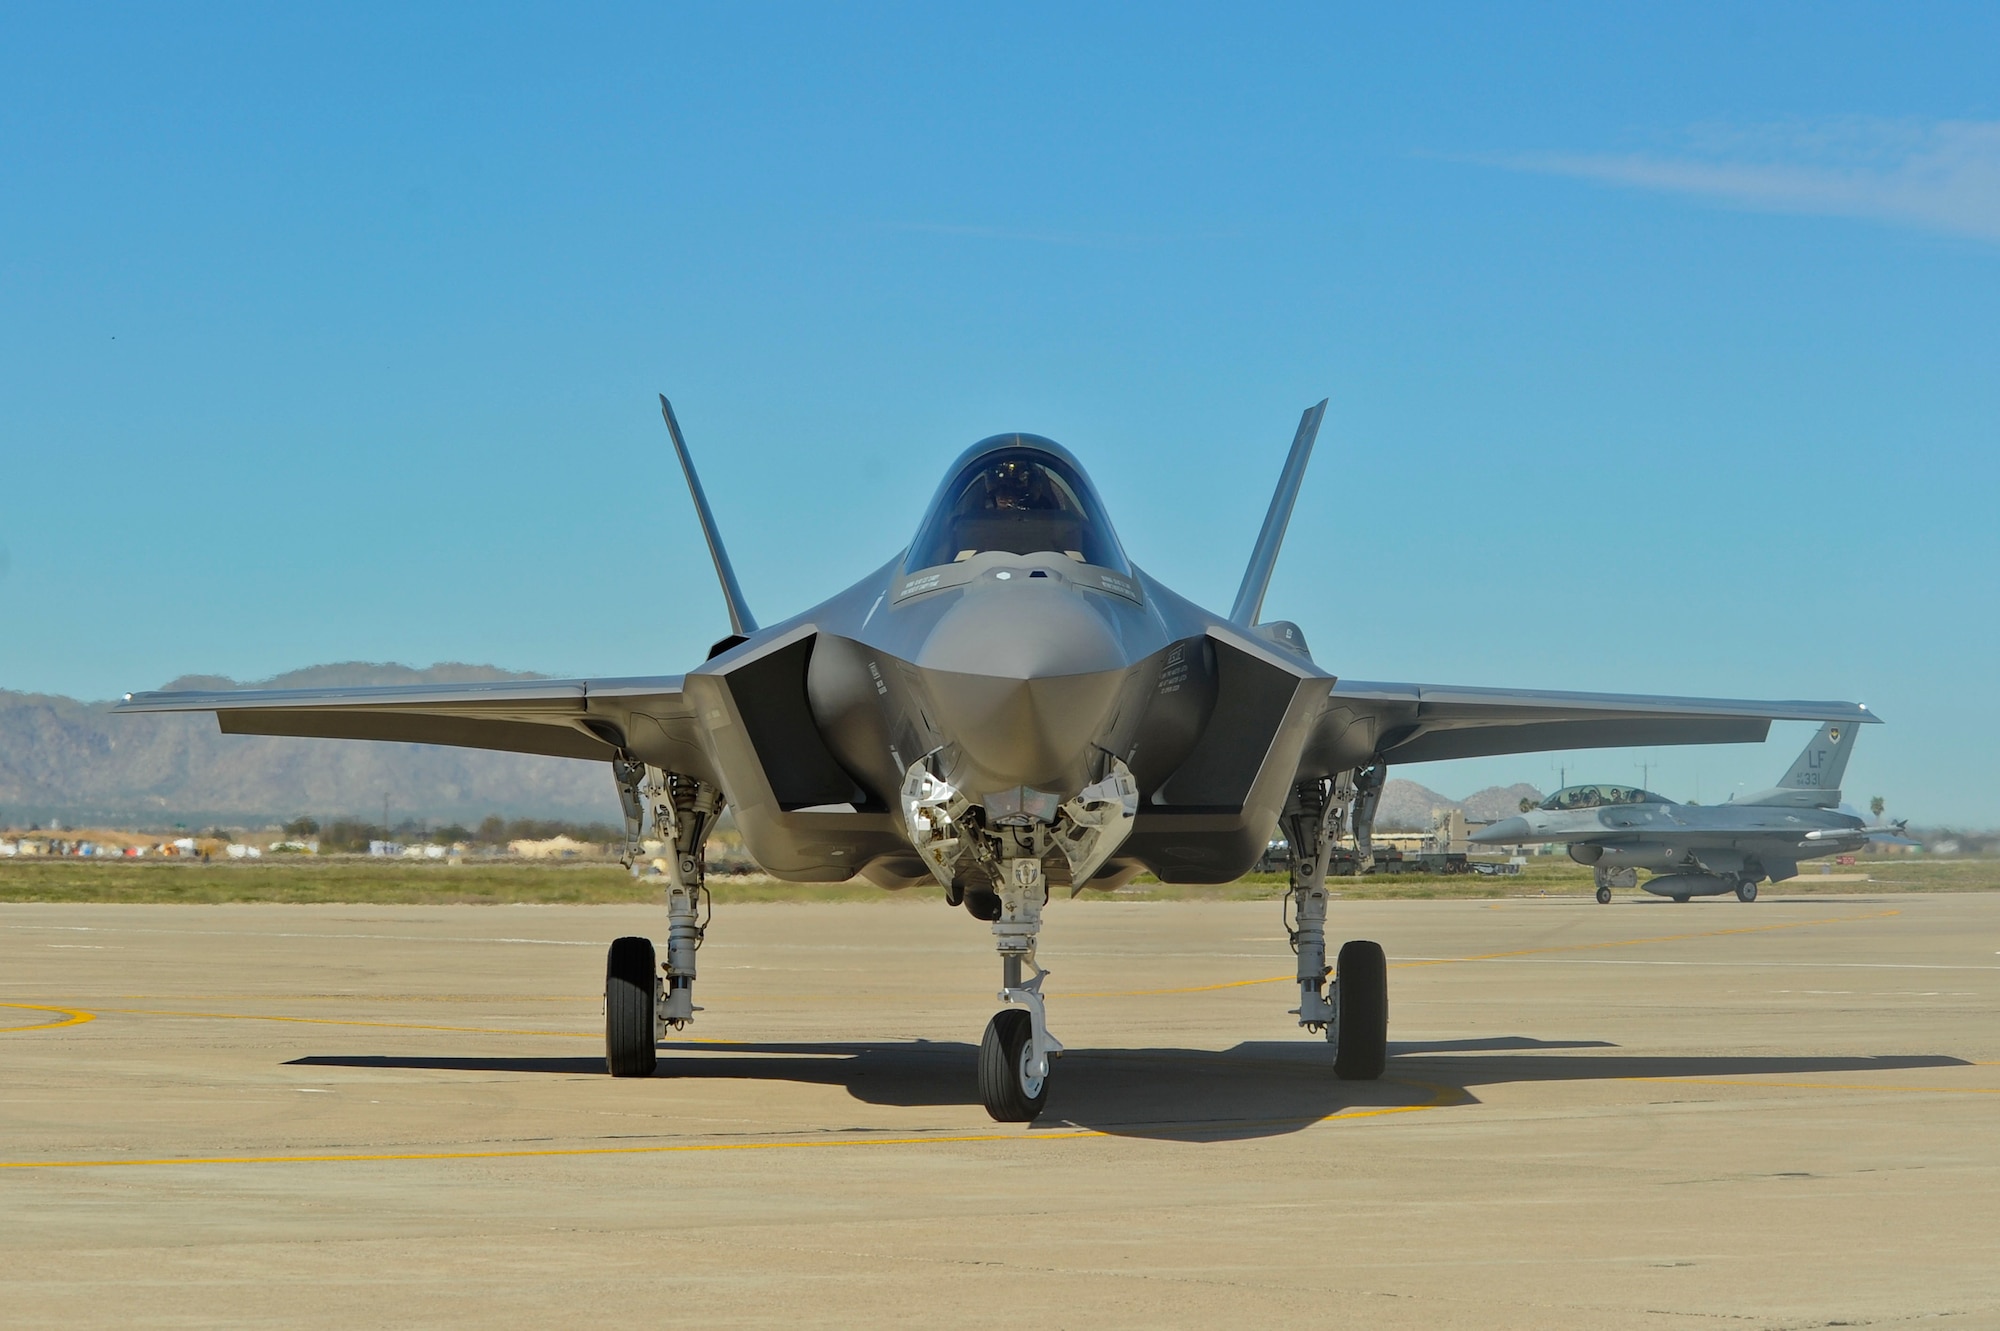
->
<box><xmin>1471</xmin><ymin>816</ymin><xmax>1529</xmax><ymax>845</ymax></box>
<box><xmin>915</xmin><ymin>579</ymin><xmax>1130</xmax><ymax>792</ymax></box>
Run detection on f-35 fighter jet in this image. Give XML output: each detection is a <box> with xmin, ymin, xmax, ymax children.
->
<box><xmin>118</xmin><ymin>398</ymin><xmax>1876</xmax><ymax>1120</ymax></box>
<box><xmin>1471</xmin><ymin>721</ymin><xmax>1894</xmax><ymax>904</ymax></box>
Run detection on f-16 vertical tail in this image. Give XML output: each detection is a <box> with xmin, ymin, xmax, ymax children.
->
<box><xmin>1229</xmin><ymin>400</ymin><xmax>1327</xmax><ymax>627</ymax></box>
<box><xmin>1739</xmin><ymin>719</ymin><xmax>1863</xmax><ymax>807</ymax></box>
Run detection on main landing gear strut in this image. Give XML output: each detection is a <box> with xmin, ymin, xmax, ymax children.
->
<box><xmin>1284</xmin><ymin>779</ymin><xmax>1388</xmax><ymax>1080</ymax></box>
<box><xmin>604</xmin><ymin>760</ymin><xmax>720</xmax><ymax>1078</ymax></box>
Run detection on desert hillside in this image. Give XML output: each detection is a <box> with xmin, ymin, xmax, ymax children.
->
<box><xmin>0</xmin><ymin>663</ymin><xmax>617</xmax><ymax>826</ymax></box>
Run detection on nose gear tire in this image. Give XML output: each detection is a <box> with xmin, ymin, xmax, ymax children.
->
<box><xmin>1332</xmin><ymin>939</ymin><xmax>1388</xmax><ymax>1081</ymax></box>
<box><xmin>604</xmin><ymin>935</ymin><xmax>659</xmax><ymax>1078</ymax></box>
<box><xmin>978</xmin><ymin>1007</ymin><xmax>1048</xmax><ymax>1121</ymax></box>
<box><xmin>1596</xmin><ymin>885</ymin><xmax>1612</xmax><ymax>905</ymax></box>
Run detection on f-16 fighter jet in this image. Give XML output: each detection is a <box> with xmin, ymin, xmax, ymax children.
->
<box><xmin>118</xmin><ymin>398</ymin><xmax>1876</xmax><ymax>1120</ymax></box>
<box><xmin>1471</xmin><ymin>721</ymin><xmax>1896</xmax><ymax>904</ymax></box>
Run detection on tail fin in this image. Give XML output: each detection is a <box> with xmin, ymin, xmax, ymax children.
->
<box><xmin>660</xmin><ymin>395</ymin><xmax>758</xmax><ymax>638</ymax></box>
<box><xmin>1740</xmin><ymin>721</ymin><xmax>1860</xmax><ymax>807</ymax></box>
<box><xmin>1229</xmin><ymin>399</ymin><xmax>1327</xmax><ymax>626</ymax></box>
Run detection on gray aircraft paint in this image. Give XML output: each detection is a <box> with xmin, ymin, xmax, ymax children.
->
<box><xmin>119</xmin><ymin>403</ymin><xmax>1878</xmax><ymax>889</ymax></box>
<box><xmin>1471</xmin><ymin>722</ymin><xmax>1883</xmax><ymax>897</ymax></box>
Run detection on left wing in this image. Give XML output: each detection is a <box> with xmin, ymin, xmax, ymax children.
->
<box><xmin>1311</xmin><ymin>680</ymin><xmax>1878</xmax><ymax>768</ymax></box>
<box><xmin>115</xmin><ymin>676</ymin><xmax>699</xmax><ymax>767</ymax></box>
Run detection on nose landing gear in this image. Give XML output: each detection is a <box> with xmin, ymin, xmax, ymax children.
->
<box><xmin>980</xmin><ymin>850</ymin><xmax>1062</xmax><ymax>1121</ymax></box>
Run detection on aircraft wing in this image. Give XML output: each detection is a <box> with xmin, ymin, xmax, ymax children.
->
<box><xmin>115</xmin><ymin>676</ymin><xmax>694</xmax><ymax>764</ymax></box>
<box><xmin>1320</xmin><ymin>680</ymin><xmax>1878</xmax><ymax>766</ymax></box>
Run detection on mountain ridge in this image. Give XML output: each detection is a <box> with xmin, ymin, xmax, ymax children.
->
<box><xmin>0</xmin><ymin>663</ymin><xmax>618</xmax><ymax>826</ymax></box>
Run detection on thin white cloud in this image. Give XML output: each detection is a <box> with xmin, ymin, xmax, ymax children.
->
<box><xmin>1503</xmin><ymin>118</ymin><xmax>2000</xmax><ymax>245</ymax></box>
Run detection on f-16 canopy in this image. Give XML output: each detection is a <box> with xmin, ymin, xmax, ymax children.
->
<box><xmin>1539</xmin><ymin>784</ymin><xmax>1668</xmax><ymax>811</ymax></box>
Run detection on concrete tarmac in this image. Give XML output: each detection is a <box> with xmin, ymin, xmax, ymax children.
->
<box><xmin>3</xmin><ymin>892</ymin><xmax>1996</xmax><ymax>1328</ymax></box>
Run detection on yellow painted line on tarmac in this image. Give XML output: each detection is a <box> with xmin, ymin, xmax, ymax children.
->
<box><xmin>0</xmin><ymin>1002</ymin><xmax>96</xmax><ymax>1033</ymax></box>
<box><xmin>1077</xmin><ymin>909</ymin><xmax>1901</xmax><ymax>997</ymax></box>
<box><xmin>0</xmin><ymin>1078</ymin><xmax>1462</xmax><ymax>1170</ymax></box>
<box><xmin>100</xmin><ymin>1006</ymin><xmax>600</xmax><ymax>1039</ymax></box>
<box><xmin>1636</xmin><ymin>1077</ymin><xmax>2000</xmax><ymax>1096</ymax></box>
<box><xmin>109</xmin><ymin>993</ymin><xmax>591</xmax><ymax>1004</ymax></box>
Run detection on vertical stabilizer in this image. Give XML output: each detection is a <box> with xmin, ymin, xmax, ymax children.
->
<box><xmin>1229</xmin><ymin>399</ymin><xmax>1327</xmax><ymax>626</ymax></box>
<box><xmin>660</xmin><ymin>395</ymin><xmax>758</xmax><ymax>638</ymax></box>
<box><xmin>1740</xmin><ymin>721</ymin><xmax>1860</xmax><ymax>807</ymax></box>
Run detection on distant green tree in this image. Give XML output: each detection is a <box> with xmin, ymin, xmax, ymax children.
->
<box><xmin>1518</xmin><ymin>797</ymin><xmax>1534</xmax><ymax>813</ymax></box>
<box><xmin>320</xmin><ymin>819</ymin><xmax>377</xmax><ymax>853</ymax></box>
<box><xmin>284</xmin><ymin>816</ymin><xmax>320</xmax><ymax>837</ymax></box>
<box><xmin>1870</xmin><ymin>796</ymin><xmax>1886</xmax><ymax>818</ymax></box>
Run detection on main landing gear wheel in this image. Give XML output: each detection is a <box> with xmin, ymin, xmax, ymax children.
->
<box><xmin>1332</xmin><ymin>939</ymin><xmax>1388</xmax><ymax>1081</ymax></box>
<box><xmin>978</xmin><ymin>1007</ymin><xmax>1048</xmax><ymax>1122</ymax></box>
<box><xmin>604</xmin><ymin>935</ymin><xmax>658</xmax><ymax>1078</ymax></box>
<box><xmin>1596</xmin><ymin>885</ymin><xmax>1612</xmax><ymax>905</ymax></box>
<box><xmin>1671</xmin><ymin>894</ymin><xmax>1691</xmax><ymax>904</ymax></box>
<box><xmin>1737</xmin><ymin>879</ymin><xmax>1758</xmax><ymax>903</ymax></box>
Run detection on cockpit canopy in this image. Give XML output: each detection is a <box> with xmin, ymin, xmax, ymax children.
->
<box><xmin>907</xmin><ymin>436</ymin><xmax>1129</xmax><ymax>575</ymax></box>
<box><xmin>1539</xmin><ymin>784</ymin><xmax>1665</xmax><ymax>811</ymax></box>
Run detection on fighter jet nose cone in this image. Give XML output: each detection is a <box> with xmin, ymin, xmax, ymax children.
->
<box><xmin>915</xmin><ymin>579</ymin><xmax>1130</xmax><ymax>791</ymax></box>
<box><xmin>916</xmin><ymin>577</ymin><xmax>1127</xmax><ymax>680</ymax></box>
<box><xmin>1472</xmin><ymin>816</ymin><xmax>1529</xmax><ymax>845</ymax></box>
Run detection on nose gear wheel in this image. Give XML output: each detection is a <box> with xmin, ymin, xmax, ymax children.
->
<box><xmin>978</xmin><ymin>1007</ymin><xmax>1047</xmax><ymax>1121</ymax></box>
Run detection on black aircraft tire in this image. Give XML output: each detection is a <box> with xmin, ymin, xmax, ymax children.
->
<box><xmin>978</xmin><ymin>1008</ymin><xmax>1048</xmax><ymax>1122</ymax></box>
<box><xmin>1596</xmin><ymin>886</ymin><xmax>1612</xmax><ymax>905</ymax></box>
<box><xmin>1332</xmin><ymin>940</ymin><xmax>1389</xmax><ymax>1081</ymax></box>
<box><xmin>1737</xmin><ymin>880</ymin><xmax>1758</xmax><ymax>903</ymax></box>
<box><xmin>1671</xmin><ymin>895</ymin><xmax>1691</xmax><ymax>904</ymax></box>
<box><xmin>604</xmin><ymin>935</ymin><xmax>658</xmax><ymax>1078</ymax></box>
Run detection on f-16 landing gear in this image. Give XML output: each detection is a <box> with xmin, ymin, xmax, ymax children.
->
<box><xmin>1736</xmin><ymin>878</ymin><xmax>1759</xmax><ymax>903</ymax></box>
<box><xmin>1283</xmin><ymin>780</ymin><xmax>1388</xmax><ymax>1079</ymax></box>
<box><xmin>605</xmin><ymin>761</ymin><xmax>720</xmax><ymax>1078</ymax></box>
<box><xmin>1592</xmin><ymin>865</ymin><xmax>1635</xmax><ymax>904</ymax></box>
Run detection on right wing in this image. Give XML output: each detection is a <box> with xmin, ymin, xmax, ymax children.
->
<box><xmin>1314</xmin><ymin>679</ymin><xmax>1878</xmax><ymax>767</ymax></box>
<box><xmin>115</xmin><ymin>675</ymin><xmax>701</xmax><ymax>767</ymax></box>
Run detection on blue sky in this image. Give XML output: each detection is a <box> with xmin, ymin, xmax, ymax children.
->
<box><xmin>2</xmin><ymin>3</ymin><xmax>1995</xmax><ymax>822</ymax></box>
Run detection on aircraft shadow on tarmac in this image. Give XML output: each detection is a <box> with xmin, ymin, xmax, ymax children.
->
<box><xmin>287</xmin><ymin>1041</ymin><xmax>1972</xmax><ymax>1143</ymax></box>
